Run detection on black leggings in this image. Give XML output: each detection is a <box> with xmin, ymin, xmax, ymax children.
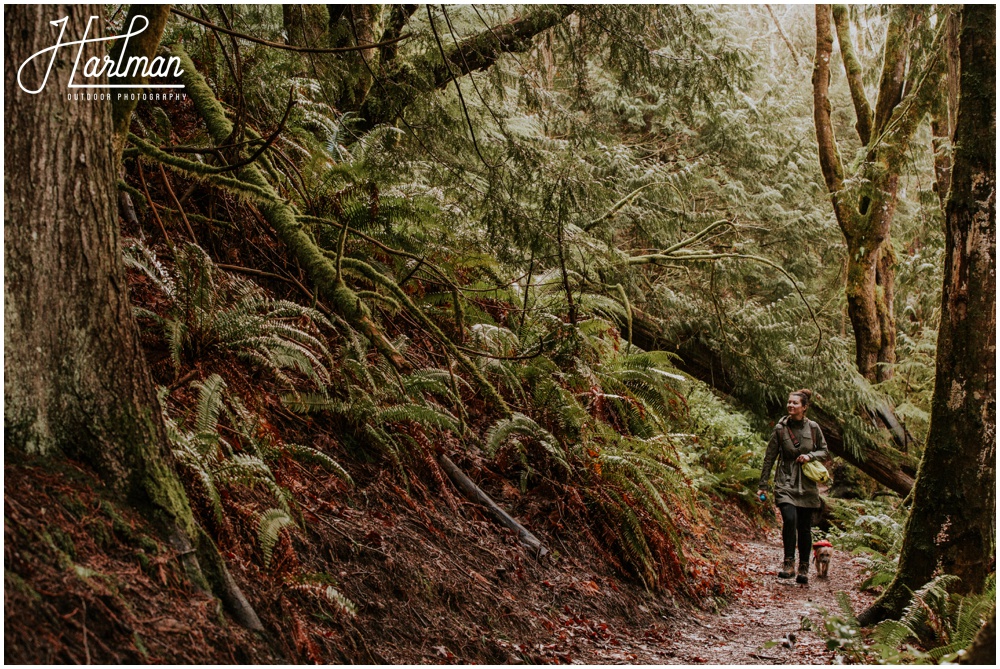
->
<box><xmin>778</xmin><ymin>503</ymin><xmax>812</xmax><ymax>563</ymax></box>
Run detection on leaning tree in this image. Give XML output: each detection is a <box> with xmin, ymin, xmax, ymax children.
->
<box><xmin>4</xmin><ymin>3</ymin><xmax>261</xmax><ymax>631</ymax></box>
<box><xmin>858</xmin><ymin>3</ymin><xmax>995</xmax><ymax>627</ymax></box>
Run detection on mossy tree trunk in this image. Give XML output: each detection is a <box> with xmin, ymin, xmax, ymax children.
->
<box><xmin>108</xmin><ymin>4</ymin><xmax>171</xmax><ymax>163</ymax></box>
<box><xmin>281</xmin><ymin>4</ymin><xmax>329</xmax><ymax>48</ymax></box>
<box><xmin>4</xmin><ymin>4</ymin><xmax>262</xmax><ymax>631</ymax></box>
<box><xmin>5</xmin><ymin>3</ymin><xmax>195</xmax><ymax>541</ymax></box>
<box><xmin>859</xmin><ymin>4</ymin><xmax>995</xmax><ymax>626</ymax></box>
<box><xmin>815</xmin><ymin>5</ymin><xmax>946</xmax><ymax>382</ymax></box>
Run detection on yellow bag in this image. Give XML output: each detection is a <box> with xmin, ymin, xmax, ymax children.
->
<box><xmin>802</xmin><ymin>459</ymin><xmax>831</xmax><ymax>484</ymax></box>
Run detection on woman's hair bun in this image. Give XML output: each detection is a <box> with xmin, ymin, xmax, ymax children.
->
<box><xmin>792</xmin><ymin>388</ymin><xmax>813</xmax><ymax>406</ymax></box>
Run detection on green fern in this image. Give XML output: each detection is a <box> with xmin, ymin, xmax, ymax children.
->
<box><xmin>124</xmin><ymin>241</ymin><xmax>335</xmax><ymax>389</ymax></box>
<box><xmin>281</xmin><ymin>443</ymin><xmax>353</xmax><ymax>484</ymax></box>
<box><xmin>288</xmin><ymin>574</ymin><xmax>358</xmax><ymax>618</ymax></box>
<box><xmin>259</xmin><ymin>508</ymin><xmax>295</xmax><ymax>568</ymax></box>
<box><xmin>485</xmin><ymin>412</ymin><xmax>570</xmax><ymax>474</ymax></box>
<box><xmin>873</xmin><ymin>574</ymin><xmax>996</xmax><ymax>661</ymax></box>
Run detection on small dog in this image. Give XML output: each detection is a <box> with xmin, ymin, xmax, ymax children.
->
<box><xmin>813</xmin><ymin>540</ymin><xmax>833</xmax><ymax>579</ymax></box>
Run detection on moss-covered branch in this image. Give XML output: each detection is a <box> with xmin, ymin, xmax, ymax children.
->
<box><xmin>812</xmin><ymin>6</ymin><xmax>847</xmax><ymax>208</ymax></box>
<box><xmin>339</xmin><ymin>257</ymin><xmax>511</xmax><ymax>416</ymax></box>
<box><xmin>171</xmin><ymin>46</ymin><xmax>408</xmax><ymax>371</ymax></box>
<box><xmin>357</xmin><ymin>5</ymin><xmax>574</xmax><ymax>130</ymax></box>
<box><xmin>870</xmin><ymin>7</ymin><xmax>913</xmax><ymax>136</ymax></box>
<box><xmin>832</xmin><ymin>5</ymin><xmax>874</xmax><ymax>144</ymax></box>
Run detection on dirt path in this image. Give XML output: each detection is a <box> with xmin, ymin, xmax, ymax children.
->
<box><xmin>6</xmin><ymin>455</ymin><xmax>876</xmax><ymax>665</ymax></box>
<box><xmin>654</xmin><ymin>533</ymin><xmax>875</xmax><ymax>665</ymax></box>
<box><xmin>537</xmin><ymin>530</ymin><xmax>875</xmax><ymax>665</ymax></box>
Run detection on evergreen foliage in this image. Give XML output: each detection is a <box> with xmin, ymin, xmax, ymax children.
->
<box><xmin>112</xmin><ymin>3</ymin><xmax>954</xmax><ymax>606</ymax></box>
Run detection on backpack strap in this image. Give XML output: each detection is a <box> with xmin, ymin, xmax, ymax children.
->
<box><xmin>783</xmin><ymin>423</ymin><xmax>800</xmax><ymax>448</ymax></box>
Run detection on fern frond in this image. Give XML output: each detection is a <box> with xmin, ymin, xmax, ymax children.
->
<box><xmin>283</xmin><ymin>443</ymin><xmax>353</xmax><ymax>484</ymax></box>
<box><xmin>193</xmin><ymin>374</ymin><xmax>227</xmax><ymax>436</ymax></box>
<box><xmin>375</xmin><ymin>403</ymin><xmax>460</xmax><ymax>434</ymax></box>
<box><xmin>259</xmin><ymin>508</ymin><xmax>295</xmax><ymax>568</ymax></box>
<box><xmin>486</xmin><ymin>412</ymin><xmax>569</xmax><ymax>472</ymax></box>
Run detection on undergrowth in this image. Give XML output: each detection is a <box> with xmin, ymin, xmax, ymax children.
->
<box><xmin>807</xmin><ymin>575</ymin><xmax>996</xmax><ymax>664</ymax></box>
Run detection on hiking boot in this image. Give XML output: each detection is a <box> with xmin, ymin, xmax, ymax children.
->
<box><xmin>778</xmin><ymin>558</ymin><xmax>795</xmax><ymax>579</ymax></box>
<box><xmin>796</xmin><ymin>561</ymin><xmax>809</xmax><ymax>584</ymax></box>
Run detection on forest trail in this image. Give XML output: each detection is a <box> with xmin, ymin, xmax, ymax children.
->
<box><xmin>547</xmin><ymin>532</ymin><xmax>875</xmax><ymax>665</ymax></box>
<box><xmin>5</xmin><ymin>454</ymin><xmax>876</xmax><ymax>665</ymax></box>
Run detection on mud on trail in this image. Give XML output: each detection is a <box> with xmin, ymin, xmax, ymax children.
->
<box><xmin>5</xmin><ymin>450</ymin><xmax>871</xmax><ymax>664</ymax></box>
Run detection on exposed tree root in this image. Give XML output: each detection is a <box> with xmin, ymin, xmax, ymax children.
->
<box><xmin>439</xmin><ymin>454</ymin><xmax>548</xmax><ymax>557</ymax></box>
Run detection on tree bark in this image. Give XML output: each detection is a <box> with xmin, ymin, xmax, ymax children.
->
<box><xmin>860</xmin><ymin>4</ymin><xmax>996</xmax><ymax>626</ymax></box>
<box><xmin>4</xmin><ymin>5</ymin><xmax>262</xmax><ymax>632</ymax></box>
<box><xmin>6</xmin><ymin>3</ymin><xmax>192</xmax><ymax>537</ymax></box>
<box><xmin>281</xmin><ymin>4</ymin><xmax>329</xmax><ymax>48</ymax></box>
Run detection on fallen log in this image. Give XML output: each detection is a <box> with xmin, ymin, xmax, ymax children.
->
<box><xmin>439</xmin><ymin>454</ymin><xmax>549</xmax><ymax>558</ymax></box>
<box><xmin>873</xmin><ymin>402</ymin><xmax>914</xmax><ymax>452</ymax></box>
<box><xmin>627</xmin><ymin>309</ymin><xmax>917</xmax><ymax>497</ymax></box>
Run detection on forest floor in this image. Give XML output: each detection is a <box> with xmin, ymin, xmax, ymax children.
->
<box><xmin>5</xmin><ymin>448</ymin><xmax>875</xmax><ymax>665</ymax></box>
<box><xmin>602</xmin><ymin>535</ymin><xmax>875</xmax><ymax>665</ymax></box>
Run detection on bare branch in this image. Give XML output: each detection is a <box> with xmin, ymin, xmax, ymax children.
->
<box><xmin>170</xmin><ymin>7</ymin><xmax>412</xmax><ymax>54</ymax></box>
<box><xmin>765</xmin><ymin>5</ymin><xmax>799</xmax><ymax>65</ymax></box>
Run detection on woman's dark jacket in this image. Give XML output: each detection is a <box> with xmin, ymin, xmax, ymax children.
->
<box><xmin>758</xmin><ymin>416</ymin><xmax>829</xmax><ymax>508</ymax></box>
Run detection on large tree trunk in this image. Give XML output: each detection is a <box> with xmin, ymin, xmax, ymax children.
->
<box><xmin>4</xmin><ymin>4</ymin><xmax>261</xmax><ymax>631</ymax></box>
<box><xmin>5</xmin><ymin>4</ymin><xmax>192</xmax><ymax>533</ymax></box>
<box><xmin>859</xmin><ymin>4</ymin><xmax>996</xmax><ymax>626</ymax></box>
<box><xmin>281</xmin><ymin>4</ymin><xmax>329</xmax><ymax>48</ymax></box>
<box><xmin>842</xmin><ymin>200</ymin><xmax>898</xmax><ymax>383</ymax></box>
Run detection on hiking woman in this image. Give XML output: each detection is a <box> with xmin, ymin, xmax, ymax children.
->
<box><xmin>757</xmin><ymin>389</ymin><xmax>828</xmax><ymax>584</ymax></box>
